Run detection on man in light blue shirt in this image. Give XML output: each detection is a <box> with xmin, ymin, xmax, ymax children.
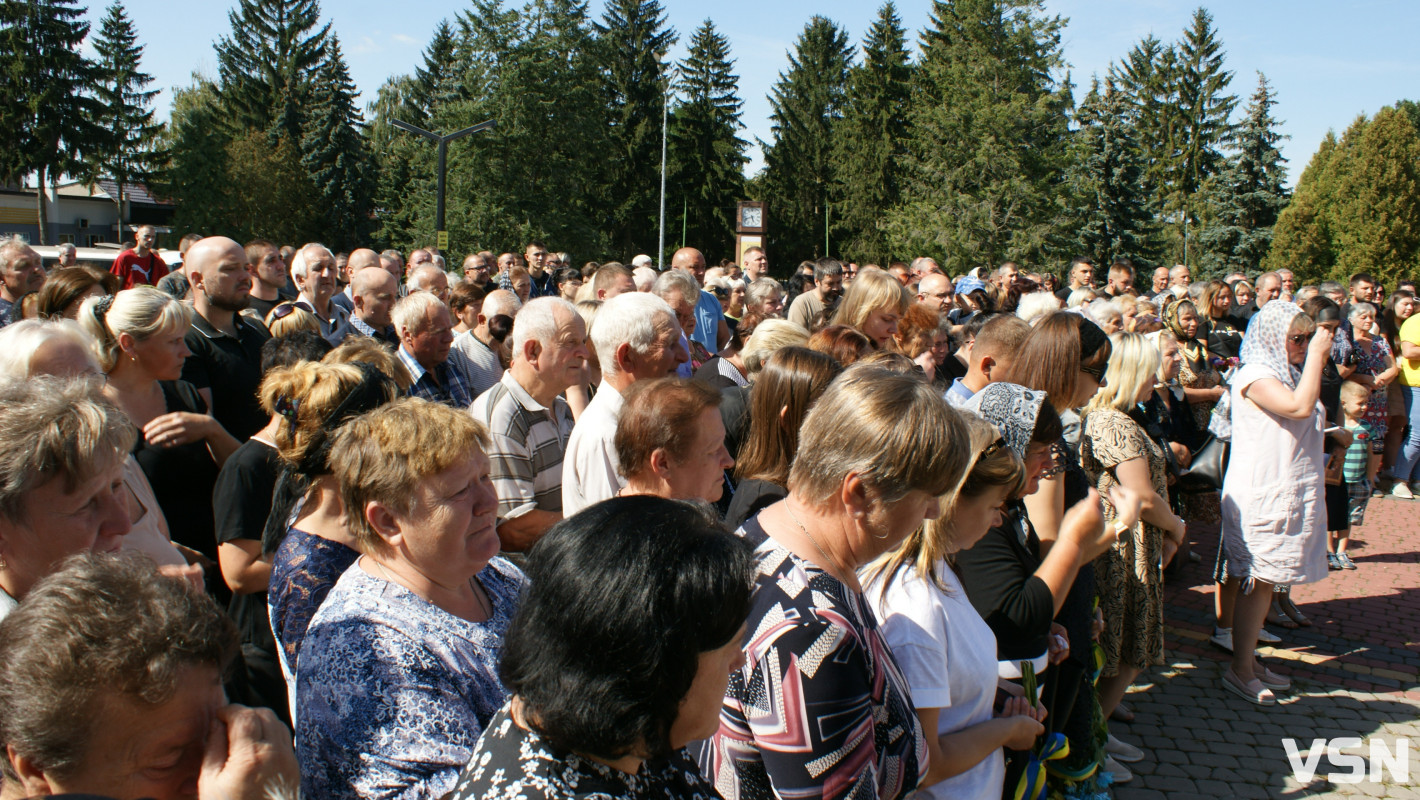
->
<box><xmin>670</xmin><ymin>247</ymin><xmax>729</xmax><ymax>353</ymax></box>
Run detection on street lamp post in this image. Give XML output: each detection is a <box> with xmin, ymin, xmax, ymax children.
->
<box><xmin>391</xmin><ymin>119</ymin><xmax>496</xmax><ymax>256</ymax></box>
<box><xmin>657</xmin><ymin>66</ymin><xmax>679</xmax><ymax>271</ymax></box>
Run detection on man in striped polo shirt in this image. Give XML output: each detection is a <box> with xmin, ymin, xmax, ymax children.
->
<box><xmin>469</xmin><ymin>296</ymin><xmax>588</xmax><ymax>554</ymax></box>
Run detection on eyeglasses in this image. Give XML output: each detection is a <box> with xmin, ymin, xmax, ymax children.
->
<box><xmin>270</xmin><ymin>303</ymin><xmax>299</xmax><ymax>321</ymax></box>
<box><xmin>981</xmin><ymin>438</ymin><xmax>1007</xmax><ymax>459</ymax></box>
<box><xmin>1288</xmin><ymin>333</ymin><xmax>1312</xmax><ymax>346</ymax></box>
<box><xmin>1081</xmin><ymin>363</ymin><xmax>1108</xmax><ymax>386</ymax></box>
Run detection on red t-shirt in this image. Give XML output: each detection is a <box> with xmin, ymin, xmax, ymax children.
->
<box><xmin>111</xmin><ymin>249</ymin><xmax>169</xmax><ymax>290</ymax></box>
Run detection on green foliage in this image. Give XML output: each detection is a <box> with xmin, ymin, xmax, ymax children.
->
<box><xmin>1057</xmin><ymin>79</ymin><xmax>1156</xmax><ymax>271</ymax></box>
<box><xmin>885</xmin><ymin>0</ymin><xmax>1071</xmax><ymax>272</ymax></box>
<box><xmin>1197</xmin><ymin>72</ymin><xmax>1288</xmax><ymax>276</ymax></box>
<box><xmin>162</xmin><ymin>77</ymin><xmax>233</xmax><ymax>239</ymax></box>
<box><xmin>214</xmin><ymin>0</ymin><xmax>329</xmax><ymax>140</ymax></box>
<box><xmin>761</xmin><ymin>16</ymin><xmax>854</xmax><ymax>263</ymax></box>
<box><xmin>595</xmin><ymin>0</ymin><xmax>675</xmax><ymax>255</ymax></box>
<box><xmin>407</xmin><ymin>20</ymin><xmax>460</xmax><ymax>126</ymax></box>
<box><xmin>1265</xmin><ymin>108</ymin><xmax>1420</xmax><ymax>287</ymax></box>
<box><xmin>89</xmin><ymin>1</ymin><xmax>166</xmax><ymax>243</ymax></box>
<box><xmin>666</xmin><ymin>19</ymin><xmax>747</xmax><ymax>263</ymax></box>
<box><xmin>831</xmin><ymin>2</ymin><xmax>912</xmax><ymax>266</ymax></box>
<box><xmin>224</xmin><ymin>131</ymin><xmax>319</xmax><ymax>243</ymax></box>
<box><xmin>300</xmin><ymin>36</ymin><xmax>373</xmax><ymax>250</ymax></box>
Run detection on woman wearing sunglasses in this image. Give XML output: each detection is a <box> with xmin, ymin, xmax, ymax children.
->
<box><xmin>1216</xmin><ymin>301</ymin><xmax>1332</xmax><ymax>706</ymax></box>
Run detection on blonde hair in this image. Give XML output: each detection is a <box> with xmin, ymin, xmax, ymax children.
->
<box><xmin>264</xmin><ymin>303</ymin><xmax>320</xmax><ymax>338</ymax></box>
<box><xmin>328</xmin><ymin>398</ymin><xmax>490</xmax><ymax>553</ymax></box>
<box><xmin>1339</xmin><ymin>379</ymin><xmax>1371</xmax><ymax>406</ymax></box>
<box><xmin>789</xmin><ymin>363</ymin><xmax>971</xmax><ymax>505</ymax></box>
<box><xmin>79</xmin><ymin>286</ymin><xmax>193</xmax><ymax>372</ymax></box>
<box><xmin>741</xmin><ymin>319</ymin><xmax>809</xmax><ymax>374</ymax></box>
<box><xmin>1085</xmin><ymin>331</ymin><xmax>1161</xmax><ymax>413</ymax></box>
<box><xmin>258</xmin><ymin>361</ymin><xmax>398</xmax><ymax>470</ymax></box>
<box><xmin>866</xmin><ymin>413</ymin><xmax>1025</xmax><ymax>597</ymax></box>
<box><xmin>831</xmin><ymin>268</ymin><xmax>910</xmax><ymax>333</ymax></box>
<box><xmin>324</xmin><ymin>336</ymin><xmax>414</xmax><ymax>390</ymax></box>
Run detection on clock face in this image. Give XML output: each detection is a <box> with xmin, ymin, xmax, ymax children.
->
<box><xmin>740</xmin><ymin>205</ymin><xmax>763</xmax><ymax>229</ymax></box>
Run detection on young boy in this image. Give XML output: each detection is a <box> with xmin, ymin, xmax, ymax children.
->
<box><xmin>1333</xmin><ymin>381</ymin><xmax>1375</xmax><ymax>570</ymax></box>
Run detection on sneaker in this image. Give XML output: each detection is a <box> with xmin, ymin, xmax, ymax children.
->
<box><xmin>1392</xmin><ymin>482</ymin><xmax>1415</xmax><ymax>500</ymax></box>
<box><xmin>1258</xmin><ymin>627</ymin><xmax>1282</xmax><ymax>644</ymax></box>
<box><xmin>1104</xmin><ymin>755</ymin><xmax>1134</xmax><ymax>783</ymax></box>
<box><xmin>1328</xmin><ymin>552</ymin><xmax>1342</xmax><ymax>570</ymax></box>
<box><xmin>1106</xmin><ymin>733</ymin><xmax>1145</xmax><ymax>763</ymax></box>
<box><xmin>1337</xmin><ymin>552</ymin><xmax>1358</xmax><ymax>570</ymax></box>
<box><xmin>1210</xmin><ymin>628</ymin><xmax>1233</xmax><ymax>652</ymax></box>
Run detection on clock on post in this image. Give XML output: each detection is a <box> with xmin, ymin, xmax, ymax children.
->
<box><xmin>735</xmin><ymin>201</ymin><xmax>765</xmax><ymax>268</ymax></box>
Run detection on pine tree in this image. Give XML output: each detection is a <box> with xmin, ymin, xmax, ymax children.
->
<box><xmin>832</xmin><ymin>2</ymin><xmax>911</xmax><ymax>266</ymax></box>
<box><xmin>666</xmin><ymin>20</ymin><xmax>747</xmax><ymax>262</ymax></box>
<box><xmin>886</xmin><ymin>0</ymin><xmax>1071</xmax><ymax>271</ymax></box>
<box><xmin>407</xmin><ymin>19</ymin><xmax>460</xmax><ymax>124</ymax></box>
<box><xmin>594</xmin><ymin>0</ymin><xmax>675</xmax><ymax>256</ymax></box>
<box><xmin>0</xmin><ymin>0</ymin><xmax>102</xmax><ymax>243</ymax></box>
<box><xmin>214</xmin><ymin>0</ymin><xmax>329</xmax><ymax>140</ymax></box>
<box><xmin>1108</xmin><ymin>35</ymin><xmax>1177</xmax><ymax>211</ymax></box>
<box><xmin>1059</xmin><ymin>78</ymin><xmax>1155</xmax><ymax>270</ymax></box>
<box><xmin>1167</xmin><ymin>7</ymin><xmax>1237</xmax><ymax>264</ymax></box>
<box><xmin>162</xmin><ymin>76</ymin><xmax>234</xmax><ymax>238</ymax></box>
<box><xmin>301</xmin><ymin>36</ymin><xmax>372</xmax><ymax>250</ymax></box>
<box><xmin>1197</xmin><ymin>72</ymin><xmax>1288</xmax><ymax>275</ymax></box>
<box><xmin>90</xmin><ymin>1</ymin><xmax>165</xmax><ymax>246</ymax></box>
<box><xmin>761</xmin><ymin>16</ymin><xmax>853</xmax><ymax>263</ymax></box>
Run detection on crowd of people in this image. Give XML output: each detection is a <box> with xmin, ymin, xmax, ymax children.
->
<box><xmin>0</xmin><ymin>227</ymin><xmax>1415</xmax><ymax>800</ymax></box>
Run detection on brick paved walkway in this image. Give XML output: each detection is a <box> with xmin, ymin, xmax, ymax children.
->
<box><xmin>1108</xmin><ymin>495</ymin><xmax>1420</xmax><ymax>799</ymax></box>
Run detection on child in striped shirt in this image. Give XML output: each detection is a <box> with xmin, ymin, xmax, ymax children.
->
<box><xmin>1334</xmin><ymin>381</ymin><xmax>1375</xmax><ymax>570</ymax></box>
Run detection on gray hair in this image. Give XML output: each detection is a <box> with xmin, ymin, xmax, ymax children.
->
<box><xmin>1017</xmin><ymin>292</ymin><xmax>1062</xmax><ymax>325</ymax></box>
<box><xmin>481</xmin><ymin>290</ymin><xmax>522</xmax><ymax>319</ymax></box>
<box><xmin>0</xmin><ymin>319</ymin><xmax>99</xmax><ymax>379</ymax></box>
<box><xmin>289</xmin><ymin>243</ymin><xmax>334</xmax><ymax>280</ymax></box>
<box><xmin>55</xmin><ymin>243</ymin><xmax>76</xmax><ymax>257</ymax></box>
<box><xmin>1319</xmin><ymin>280</ymin><xmax>1345</xmax><ymax>297</ymax></box>
<box><xmin>652</xmin><ymin>269</ymin><xmax>700</xmax><ymax>304</ymax></box>
<box><xmin>0</xmin><ymin>376</ymin><xmax>135</xmax><ymax>525</ymax></box>
<box><xmin>391</xmin><ymin>290</ymin><xmax>446</xmax><ymax>337</ymax></box>
<box><xmin>632</xmin><ymin>267</ymin><xmax>657</xmax><ymax>291</ymax></box>
<box><xmin>0</xmin><ymin>236</ymin><xmax>34</xmax><ymax>269</ymax></box>
<box><xmin>406</xmin><ymin>264</ymin><xmax>446</xmax><ymax>293</ymax></box>
<box><xmin>1086</xmin><ymin>299</ymin><xmax>1123</xmax><ymax>327</ymax></box>
<box><xmin>78</xmin><ymin>286</ymin><xmax>193</xmax><ymax>372</ymax></box>
<box><xmin>1348</xmin><ymin>302</ymin><xmax>1377</xmax><ymax>321</ymax></box>
<box><xmin>745</xmin><ymin>277</ymin><xmax>783</xmax><ymax>309</ymax></box>
<box><xmin>512</xmin><ymin>297</ymin><xmax>578</xmax><ymax>357</ymax></box>
<box><xmin>741</xmin><ymin>319</ymin><xmax>810</xmax><ymax>374</ymax></box>
<box><xmin>591</xmin><ymin>292</ymin><xmax>675</xmax><ymax>375</ymax></box>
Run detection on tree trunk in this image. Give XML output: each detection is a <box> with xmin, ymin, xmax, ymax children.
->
<box><xmin>115</xmin><ymin>179</ymin><xmax>125</xmax><ymax>246</ymax></box>
<box><xmin>35</xmin><ymin>166</ymin><xmax>47</xmax><ymax>245</ymax></box>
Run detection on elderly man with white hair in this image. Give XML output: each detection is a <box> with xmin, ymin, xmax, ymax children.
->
<box><xmin>292</xmin><ymin>243</ymin><xmax>351</xmax><ymax>346</ymax></box>
<box><xmin>453</xmin><ymin>289</ymin><xmax>521</xmax><ymax>397</ymax></box>
<box><xmin>407</xmin><ymin>262</ymin><xmax>450</xmax><ymax>304</ymax></box>
<box><xmin>561</xmin><ymin>292</ymin><xmax>688</xmax><ymax>515</ymax></box>
<box><xmin>469</xmin><ymin>297</ymin><xmax>587</xmax><ymax>553</ymax></box>
<box><xmin>632</xmin><ymin>266</ymin><xmax>657</xmax><ymax>292</ymax></box>
<box><xmin>0</xmin><ymin>238</ymin><xmax>44</xmax><ymax>327</ymax></box>
<box><xmin>393</xmin><ymin>291</ymin><xmax>474</xmax><ymax>409</ymax></box>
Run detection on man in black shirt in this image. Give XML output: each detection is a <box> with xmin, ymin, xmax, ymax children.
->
<box><xmin>1054</xmin><ymin>257</ymin><xmax>1096</xmax><ymax>302</ymax></box>
<box><xmin>182</xmin><ymin>237</ymin><xmax>271</xmax><ymax>441</ymax></box>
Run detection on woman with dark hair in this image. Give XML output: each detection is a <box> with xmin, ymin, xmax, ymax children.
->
<box><xmin>35</xmin><ymin>266</ymin><xmax>117</xmax><ymax>319</ymax></box>
<box><xmin>1198</xmin><ymin>279</ymin><xmax>1242</xmax><ymax>360</ymax></box>
<box><xmin>615</xmin><ymin>378</ymin><xmax>734</xmax><ymax>503</ymax></box>
<box><xmin>554</xmin><ymin>267</ymin><xmax>583</xmax><ymax>302</ymax></box>
<box><xmin>451</xmin><ymin>496</ymin><xmax>755</xmax><ymax>800</ymax></box>
<box><xmin>726</xmin><ymin>347</ymin><xmax>842</xmax><ymax>528</ymax></box>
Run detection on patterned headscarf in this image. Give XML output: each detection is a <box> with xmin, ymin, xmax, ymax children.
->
<box><xmin>962</xmin><ymin>382</ymin><xmax>1046</xmax><ymax>461</ymax></box>
<box><xmin>1238</xmin><ymin>299</ymin><xmax>1305</xmax><ymax>389</ymax></box>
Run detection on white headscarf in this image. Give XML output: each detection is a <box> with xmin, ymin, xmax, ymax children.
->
<box><xmin>1238</xmin><ymin>300</ymin><xmax>1305</xmax><ymax>389</ymax></box>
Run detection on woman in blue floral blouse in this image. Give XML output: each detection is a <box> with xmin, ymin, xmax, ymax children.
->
<box><xmin>296</xmin><ymin>398</ymin><xmax>525</xmax><ymax>800</ymax></box>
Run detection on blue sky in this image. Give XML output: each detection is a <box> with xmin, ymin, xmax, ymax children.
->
<box><xmin>88</xmin><ymin>1</ymin><xmax>1420</xmax><ymax>186</ymax></box>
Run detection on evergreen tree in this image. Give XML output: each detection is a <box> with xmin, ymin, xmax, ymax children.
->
<box><xmin>367</xmin><ymin>74</ymin><xmax>422</xmax><ymax>247</ymax></box>
<box><xmin>832</xmin><ymin>2</ymin><xmax>911</xmax><ymax>266</ymax></box>
<box><xmin>594</xmin><ymin>0</ymin><xmax>675</xmax><ymax>256</ymax></box>
<box><xmin>1197</xmin><ymin>72</ymin><xmax>1288</xmax><ymax>275</ymax></box>
<box><xmin>886</xmin><ymin>0</ymin><xmax>1071</xmax><ymax>270</ymax></box>
<box><xmin>90</xmin><ymin>1</ymin><xmax>165</xmax><ymax>246</ymax></box>
<box><xmin>666</xmin><ymin>20</ymin><xmax>747</xmax><ymax>263</ymax></box>
<box><xmin>761</xmin><ymin>16</ymin><xmax>853</xmax><ymax>263</ymax></box>
<box><xmin>162</xmin><ymin>76</ymin><xmax>234</xmax><ymax>238</ymax></box>
<box><xmin>301</xmin><ymin>36</ymin><xmax>372</xmax><ymax>250</ymax></box>
<box><xmin>214</xmin><ymin>0</ymin><xmax>329</xmax><ymax>140</ymax></box>
<box><xmin>1264</xmin><ymin>131</ymin><xmax>1336</xmax><ymax>280</ymax></box>
<box><xmin>0</xmin><ymin>0</ymin><xmax>102</xmax><ymax>242</ymax></box>
<box><xmin>1059</xmin><ymin>78</ymin><xmax>1155</xmax><ymax>270</ymax></box>
<box><xmin>1108</xmin><ymin>34</ymin><xmax>1177</xmax><ymax>212</ymax></box>
<box><xmin>1166</xmin><ymin>7</ymin><xmax>1236</xmax><ymax>263</ymax></box>
<box><xmin>407</xmin><ymin>19</ymin><xmax>460</xmax><ymax>124</ymax></box>
<box><xmin>224</xmin><ymin>130</ymin><xmax>319</xmax><ymax>243</ymax></box>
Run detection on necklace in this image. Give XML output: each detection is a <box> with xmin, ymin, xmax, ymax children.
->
<box><xmin>372</xmin><ymin>558</ymin><xmax>491</xmax><ymax>621</ymax></box>
<box><xmin>784</xmin><ymin>500</ymin><xmax>843</xmax><ymax>581</ymax></box>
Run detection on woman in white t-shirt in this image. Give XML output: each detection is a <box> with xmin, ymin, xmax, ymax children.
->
<box><xmin>863</xmin><ymin>413</ymin><xmax>1046</xmax><ymax>800</ymax></box>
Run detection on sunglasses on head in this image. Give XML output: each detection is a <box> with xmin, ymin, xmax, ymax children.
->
<box><xmin>270</xmin><ymin>303</ymin><xmax>299</xmax><ymax>320</ymax></box>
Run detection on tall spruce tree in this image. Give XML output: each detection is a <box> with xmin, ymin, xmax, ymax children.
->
<box><xmin>1059</xmin><ymin>78</ymin><xmax>1155</xmax><ymax>270</ymax></box>
<box><xmin>0</xmin><ymin>0</ymin><xmax>101</xmax><ymax>242</ymax></box>
<box><xmin>214</xmin><ymin>0</ymin><xmax>329</xmax><ymax>140</ymax></box>
<box><xmin>832</xmin><ymin>2</ymin><xmax>911</xmax><ymax>265</ymax></box>
<box><xmin>1264</xmin><ymin>131</ymin><xmax>1337</xmax><ymax>281</ymax></box>
<box><xmin>761</xmin><ymin>16</ymin><xmax>853</xmax><ymax>262</ymax></box>
<box><xmin>90</xmin><ymin>1</ymin><xmax>164</xmax><ymax>246</ymax></box>
<box><xmin>1167</xmin><ymin>7</ymin><xmax>1236</xmax><ymax>264</ymax></box>
<box><xmin>1108</xmin><ymin>34</ymin><xmax>1177</xmax><ymax>213</ymax></box>
<box><xmin>301</xmin><ymin>36</ymin><xmax>372</xmax><ymax>250</ymax></box>
<box><xmin>594</xmin><ymin>0</ymin><xmax>675</xmax><ymax>256</ymax></box>
<box><xmin>407</xmin><ymin>20</ymin><xmax>460</xmax><ymax>125</ymax></box>
<box><xmin>886</xmin><ymin>0</ymin><xmax>1071</xmax><ymax>270</ymax></box>
<box><xmin>666</xmin><ymin>20</ymin><xmax>746</xmax><ymax>262</ymax></box>
<box><xmin>1197</xmin><ymin>72</ymin><xmax>1288</xmax><ymax>275</ymax></box>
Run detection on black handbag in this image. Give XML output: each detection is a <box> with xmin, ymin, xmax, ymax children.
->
<box><xmin>1173</xmin><ymin>435</ymin><xmax>1229</xmax><ymax>493</ymax></box>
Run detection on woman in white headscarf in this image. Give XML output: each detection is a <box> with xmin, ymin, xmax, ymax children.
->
<box><xmin>1217</xmin><ymin>300</ymin><xmax>1332</xmax><ymax>706</ymax></box>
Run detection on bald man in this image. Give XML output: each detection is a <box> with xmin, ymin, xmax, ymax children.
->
<box><xmin>349</xmin><ymin>267</ymin><xmax>399</xmax><ymax>346</ymax></box>
<box><xmin>334</xmin><ymin>248</ymin><xmax>381</xmax><ymax>312</ymax></box>
<box><xmin>182</xmin><ymin>237</ymin><xmax>270</xmax><ymax>440</ymax></box>
<box><xmin>671</xmin><ymin>246</ymin><xmax>729</xmax><ymax>351</ymax></box>
<box><xmin>453</xmin><ymin>289</ymin><xmax>521</xmax><ymax>396</ymax></box>
<box><xmin>407</xmin><ymin>263</ymin><xmax>450</xmax><ymax>304</ymax></box>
